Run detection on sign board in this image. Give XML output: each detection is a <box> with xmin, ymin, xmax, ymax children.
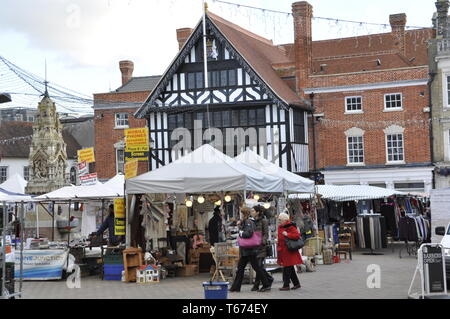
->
<box><xmin>422</xmin><ymin>245</ymin><xmax>447</xmax><ymax>295</ymax></box>
<box><xmin>80</xmin><ymin>173</ymin><xmax>98</xmax><ymax>186</ymax></box>
<box><xmin>125</xmin><ymin>128</ymin><xmax>149</xmax><ymax>161</ymax></box>
<box><xmin>77</xmin><ymin>161</ymin><xmax>88</xmax><ymax>176</ymax></box>
<box><xmin>430</xmin><ymin>189</ymin><xmax>450</xmax><ymax>243</ymax></box>
<box><xmin>408</xmin><ymin>244</ymin><xmax>448</xmax><ymax>298</ymax></box>
<box><xmin>114</xmin><ymin>198</ymin><xmax>126</xmax><ymax>235</ymax></box>
<box><xmin>14</xmin><ymin>250</ymin><xmax>69</xmax><ymax>280</ymax></box>
<box><xmin>77</xmin><ymin>147</ymin><xmax>95</xmax><ymax>163</ymax></box>
<box><xmin>125</xmin><ymin>158</ymin><xmax>139</xmax><ymax>180</ymax></box>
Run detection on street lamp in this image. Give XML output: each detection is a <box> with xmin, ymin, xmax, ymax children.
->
<box><xmin>0</xmin><ymin>93</ymin><xmax>12</xmax><ymax>104</ymax></box>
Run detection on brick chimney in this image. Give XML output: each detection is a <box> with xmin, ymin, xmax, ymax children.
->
<box><xmin>119</xmin><ymin>60</ymin><xmax>134</xmax><ymax>85</ymax></box>
<box><xmin>176</xmin><ymin>28</ymin><xmax>193</xmax><ymax>50</ymax></box>
<box><xmin>292</xmin><ymin>1</ymin><xmax>313</xmax><ymax>97</ymax></box>
<box><xmin>436</xmin><ymin>0</ymin><xmax>449</xmax><ymax>39</ymax></box>
<box><xmin>390</xmin><ymin>13</ymin><xmax>407</xmax><ymax>56</ymax></box>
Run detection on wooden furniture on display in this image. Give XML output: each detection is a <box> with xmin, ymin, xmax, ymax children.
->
<box><xmin>210</xmin><ymin>242</ymin><xmax>235</xmax><ymax>282</ymax></box>
<box><xmin>335</xmin><ymin>225</ymin><xmax>353</xmax><ymax>260</ymax></box>
<box><xmin>123</xmin><ymin>247</ymin><xmax>144</xmax><ymax>282</ymax></box>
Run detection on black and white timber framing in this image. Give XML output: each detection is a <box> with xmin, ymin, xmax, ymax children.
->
<box><xmin>135</xmin><ymin>15</ymin><xmax>309</xmax><ymax>174</ymax></box>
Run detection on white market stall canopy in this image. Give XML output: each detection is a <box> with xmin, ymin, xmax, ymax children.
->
<box><xmin>36</xmin><ymin>182</ymin><xmax>122</xmax><ymax>201</ymax></box>
<box><xmin>0</xmin><ymin>173</ymin><xmax>28</xmax><ymax>194</ymax></box>
<box><xmin>0</xmin><ymin>187</ymin><xmax>33</xmax><ymax>202</ymax></box>
<box><xmin>289</xmin><ymin>184</ymin><xmax>406</xmax><ymax>202</ymax></box>
<box><xmin>126</xmin><ymin>144</ymin><xmax>285</xmax><ymax>194</ymax></box>
<box><xmin>103</xmin><ymin>173</ymin><xmax>124</xmax><ymax>195</ymax></box>
<box><xmin>235</xmin><ymin>149</ymin><xmax>315</xmax><ymax>193</ymax></box>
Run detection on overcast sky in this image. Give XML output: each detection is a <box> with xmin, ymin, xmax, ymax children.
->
<box><xmin>0</xmin><ymin>0</ymin><xmax>437</xmax><ymax>100</ymax></box>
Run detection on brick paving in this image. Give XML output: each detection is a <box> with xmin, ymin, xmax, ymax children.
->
<box><xmin>20</xmin><ymin>245</ymin><xmax>427</xmax><ymax>299</ymax></box>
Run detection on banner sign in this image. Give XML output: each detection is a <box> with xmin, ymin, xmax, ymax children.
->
<box><xmin>14</xmin><ymin>250</ymin><xmax>68</xmax><ymax>280</ymax></box>
<box><xmin>114</xmin><ymin>198</ymin><xmax>126</xmax><ymax>235</ymax></box>
<box><xmin>125</xmin><ymin>128</ymin><xmax>149</xmax><ymax>161</ymax></box>
<box><xmin>125</xmin><ymin>158</ymin><xmax>139</xmax><ymax>180</ymax></box>
<box><xmin>422</xmin><ymin>245</ymin><xmax>446</xmax><ymax>294</ymax></box>
<box><xmin>77</xmin><ymin>161</ymin><xmax>88</xmax><ymax>176</ymax></box>
<box><xmin>77</xmin><ymin>147</ymin><xmax>95</xmax><ymax>163</ymax></box>
<box><xmin>80</xmin><ymin>173</ymin><xmax>98</xmax><ymax>186</ymax></box>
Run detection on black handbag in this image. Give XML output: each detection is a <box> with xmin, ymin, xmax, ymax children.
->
<box><xmin>285</xmin><ymin>237</ymin><xmax>305</xmax><ymax>251</ymax></box>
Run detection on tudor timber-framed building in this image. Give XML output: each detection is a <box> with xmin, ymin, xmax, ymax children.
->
<box><xmin>135</xmin><ymin>10</ymin><xmax>312</xmax><ymax>174</ymax></box>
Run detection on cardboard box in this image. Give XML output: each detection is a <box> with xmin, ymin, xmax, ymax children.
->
<box><xmin>176</xmin><ymin>264</ymin><xmax>199</xmax><ymax>277</ymax></box>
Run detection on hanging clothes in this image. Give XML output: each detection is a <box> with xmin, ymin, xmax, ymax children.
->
<box><xmin>343</xmin><ymin>201</ymin><xmax>357</xmax><ymax>222</ymax></box>
<box><xmin>380</xmin><ymin>203</ymin><xmax>397</xmax><ymax>238</ymax></box>
<box><xmin>356</xmin><ymin>215</ymin><xmax>386</xmax><ymax>250</ymax></box>
<box><xmin>357</xmin><ymin>200</ymin><xmax>374</xmax><ymax>215</ymax></box>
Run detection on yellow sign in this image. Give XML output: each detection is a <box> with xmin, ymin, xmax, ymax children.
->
<box><xmin>77</xmin><ymin>147</ymin><xmax>95</xmax><ymax>163</ymax></box>
<box><xmin>114</xmin><ymin>198</ymin><xmax>125</xmax><ymax>218</ymax></box>
<box><xmin>125</xmin><ymin>128</ymin><xmax>149</xmax><ymax>147</ymax></box>
<box><xmin>125</xmin><ymin>158</ymin><xmax>139</xmax><ymax>180</ymax></box>
<box><xmin>114</xmin><ymin>198</ymin><xmax>125</xmax><ymax>236</ymax></box>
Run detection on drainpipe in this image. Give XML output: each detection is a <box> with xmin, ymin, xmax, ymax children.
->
<box><xmin>309</xmin><ymin>93</ymin><xmax>317</xmax><ymax>173</ymax></box>
<box><xmin>428</xmin><ymin>72</ymin><xmax>436</xmax><ymax>190</ymax></box>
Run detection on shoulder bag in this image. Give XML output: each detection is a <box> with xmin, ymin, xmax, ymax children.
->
<box><xmin>285</xmin><ymin>236</ymin><xmax>305</xmax><ymax>251</ymax></box>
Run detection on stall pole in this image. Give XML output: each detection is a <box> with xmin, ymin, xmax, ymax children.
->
<box><xmin>35</xmin><ymin>203</ymin><xmax>39</xmax><ymax>238</ymax></box>
<box><xmin>101</xmin><ymin>199</ymin><xmax>105</xmax><ymax>223</ymax></box>
<box><xmin>52</xmin><ymin>201</ymin><xmax>55</xmax><ymax>242</ymax></box>
<box><xmin>19</xmin><ymin>202</ymin><xmax>24</xmax><ymax>297</ymax></box>
<box><xmin>68</xmin><ymin>200</ymin><xmax>71</xmax><ymax>246</ymax></box>
<box><xmin>2</xmin><ymin>201</ymin><xmax>7</xmax><ymax>298</ymax></box>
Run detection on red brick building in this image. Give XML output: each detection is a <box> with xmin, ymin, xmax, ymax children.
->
<box><xmin>93</xmin><ymin>61</ymin><xmax>160</xmax><ymax>180</ymax></box>
<box><xmin>289</xmin><ymin>2</ymin><xmax>434</xmax><ymax>193</ymax></box>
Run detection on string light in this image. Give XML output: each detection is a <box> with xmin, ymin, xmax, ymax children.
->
<box><xmin>214</xmin><ymin>200</ymin><xmax>222</xmax><ymax>206</ymax></box>
<box><xmin>197</xmin><ymin>195</ymin><xmax>205</xmax><ymax>204</ymax></box>
<box><xmin>224</xmin><ymin>195</ymin><xmax>232</xmax><ymax>202</ymax></box>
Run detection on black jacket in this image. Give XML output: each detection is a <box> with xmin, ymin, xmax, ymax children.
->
<box><xmin>208</xmin><ymin>215</ymin><xmax>222</xmax><ymax>246</ymax></box>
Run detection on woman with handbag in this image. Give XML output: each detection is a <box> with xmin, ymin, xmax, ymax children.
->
<box><xmin>277</xmin><ymin>212</ymin><xmax>302</xmax><ymax>291</ymax></box>
<box><xmin>251</xmin><ymin>206</ymin><xmax>274</xmax><ymax>291</ymax></box>
<box><xmin>229</xmin><ymin>207</ymin><xmax>271</xmax><ymax>293</ymax></box>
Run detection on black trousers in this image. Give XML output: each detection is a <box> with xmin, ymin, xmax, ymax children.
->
<box><xmin>230</xmin><ymin>254</ymin><xmax>270</xmax><ymax>291</ymax></box>
<box><xmin>282</xmin><ymin>266</ymin><xmax>300</xmax><ymax>288</ymax></box>
<box><xmin>253</xmin><ymin>257</ymin><xmax>273</xmax><ymax>288</ymax></box>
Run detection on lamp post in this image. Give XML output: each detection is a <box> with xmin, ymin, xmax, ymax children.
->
<box><xmin>0</xmin><ymin>93</ymin><xmax>11</xmax><ymax>104</ymax></box>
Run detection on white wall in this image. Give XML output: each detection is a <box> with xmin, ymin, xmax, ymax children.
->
<box><xmin>0</xmin><ymin>157</ymin><xmax>77</xmax><ymax>181</ymax></box>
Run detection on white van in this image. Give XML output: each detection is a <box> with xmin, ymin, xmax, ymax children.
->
<box><xmin>435</xmin><ymin>224</ymin><xmax>450</xmax><ymax>278</ymax></box>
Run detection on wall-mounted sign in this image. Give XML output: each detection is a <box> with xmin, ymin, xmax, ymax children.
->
<box><xmin>125</xmin><ymin>158</ymin><xmax>139</xmax><ymax>180</ymax></box>
<box><xmin>77</xmin><ymin>147</ymin><xmax>95</xmax><ymax>163</ymax></box>
<box><xmin>80</xmin><ymin>173</ymin><xmax>98</xmax><ymax>186</ymax></box>
<box><xmin>125</xmin><ymin>128</ymin><xmax>149</xmax><ymax>161</ymax></box>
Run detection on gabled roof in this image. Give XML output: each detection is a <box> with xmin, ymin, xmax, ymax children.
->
<box><xmin>0</xmin><ymin>121</ymin><xmax>81</xmax><ymax>159</ymax></box>
<box><xmin>135</xmin><ymin>11</ymin><xmax>309</xmax><ymax>118</ymax></box>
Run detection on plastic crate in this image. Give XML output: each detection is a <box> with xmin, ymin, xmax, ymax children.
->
<box><xmin>202</xmin><ymin>282</ymin><xmax>229</xmax><ymax>299</ymax></box>
<box><xmin>104</xmin><ymin>264</ymin><xmax>124</xmax><ymax>276</ymax></box>
<box><xmin>103</xmin><ymin>254</ymin><xmax>123</xmax><ymax>264</ymax></box>
<box><xmin>104</xmin><ymin>274</ymin><xmax>122</xmax><ymax>281</ymax></box>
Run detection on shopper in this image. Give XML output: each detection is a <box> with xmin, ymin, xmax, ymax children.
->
<box><xmin>208</xmin><ymin>206</ymin><xmax>223</xmax><ymax>246</ymax></box>
<box><xmin>229</xmin><ymin>207</ymin><xmax>271</xmax><ymax>293</ymax></box>
<box><xmin>251</xmin><ymin>205</ymin><xmax>274</xmax><ymax>291</ymax></box>
<box><xmin>93</xmin><ymin>204</ymin><xmax>122</xmax><ymax>246</ymax></box>
<box><xmin>277</xmin><ymin>212</ymin><xmax>302</xmax><ymax>291</ymax></box>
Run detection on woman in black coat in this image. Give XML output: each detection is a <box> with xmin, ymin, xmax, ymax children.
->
<box><xmin>251</xmin><ymin>206</ymin><xmax>273</xmax><ymax>291</ymax></box>
<box><xmin>208</xmin><ymin>207</ymin><xmax>222</xmax><ymax>246</ymax></box>
<box><xmin>229</xmin><ymin>207</ymin><xmax>271</xmax><ymax>293</ymax></box>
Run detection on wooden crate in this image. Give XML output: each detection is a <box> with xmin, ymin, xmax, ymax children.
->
<box><xmin>176</xmin><ymin>264</ymin><xmax>199</xmax><ymax>277</ymax></box>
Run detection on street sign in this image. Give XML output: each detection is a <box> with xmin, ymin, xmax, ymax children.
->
<box><xmin>114</xmin><ymin>198</ymin><xmax>125</xmax><ymax>236</ymax></box>
<box><xmin>408</xmin><ymin>243</ymin><xmax>448</xmax><ymax>299</ymax></box>
<box><xmin>125</xmin><ymin>128</ymin><xmax>149</xmax><ymax>161</ymax></box>
<box><xmin>77</xmin><ymin>161</ymin><xmax>88</xmax><ymax>176</ymax></box>
<box><xmin>125</xmin><ymin>158</ymin><xmax>139</xmax><ymax>180</ymax></box>
<box><xmin>80</xmin><ymin>173</ymin><xmax>98</xmax><ymax>186</ymax></box>
<box><xmin>77</xmin><ymin>147</ymin><xmax>95</xmax><ymax>163</ymax></box>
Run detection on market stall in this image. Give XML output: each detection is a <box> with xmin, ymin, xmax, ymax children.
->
<box><xmin>125</xmin><ymin>144</ymin><xmax>286</xmax><ymax>282</ymax></box>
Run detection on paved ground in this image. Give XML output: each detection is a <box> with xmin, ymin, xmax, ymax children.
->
<box><xmin>19</xmin><ymin>245</ymin><xmax>427</xmax><ymax>299</ymax></box>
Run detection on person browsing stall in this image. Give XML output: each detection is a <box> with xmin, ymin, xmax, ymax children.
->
<box><xmin>94</xmin><ymin>204</ymin><xmax>122</xmax><ymax>246</ymax></box>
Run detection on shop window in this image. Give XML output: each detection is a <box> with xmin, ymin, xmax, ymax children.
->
<box><xmin>0</xmin><ymin>167</ymin><xmax>7</xmax><ymax>183</ymax></box>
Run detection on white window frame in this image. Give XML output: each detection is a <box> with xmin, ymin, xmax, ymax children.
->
<box><xmin>116</xmin><ymin>148</ymin><xmax>125</xmax><ymax>174</ymax></box>
<box><xmin>345</xmin><ymin>127</ymin><xmax>365</xmax><ymax>166</ymax></box>
<box><xmin>0</xmin><ymin>166</ymin><xmax>8</xmax><ymax>183</ymax></box>
<box><xmin>346</xmin><ymin>135</ymin><xmax>365</xmax><ymax>166</ymax></box>
<box><xmin>384</xmin><ymin>93</ymin><xmax>403</xmax><ymax>111</ymax></box>
<box><xmin>23</xmin><ymin>166</ymin><xmax>29</xmax><ymax>181</ymax></box>
<box><xmin>28</xmin><ymin>116</ymin><xmax>34</xmax><ymax>122</ymax></box>
<box><xmin>114</xmin><ymin>112</ymin><xmax>129</xmax><ymax>129</ymax></box>
<box><xmin>344</xmin><ymin>96</ymin><xmax>363</xmax><ymax>114</ymax></box>
<box><xmin>444</xmin><ymin>73</ymin><xmax>450</xmax><ymax>109</ymax></box>
<box><xmin>385</xmin><ymin>133</ymin><xmax>405</xmax><ymax>164</ymax></box>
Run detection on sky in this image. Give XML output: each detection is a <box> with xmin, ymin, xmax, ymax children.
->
<box><xmin>0</xmin><ymin>0</ymin><xmax>438</xmax><ymax>106</ymax></box>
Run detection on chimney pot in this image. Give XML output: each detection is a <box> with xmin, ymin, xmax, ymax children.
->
<box><xmin>119</xmin><ymin>60</ymin><xmax>134</xmax><ymax>85</ymax></box>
